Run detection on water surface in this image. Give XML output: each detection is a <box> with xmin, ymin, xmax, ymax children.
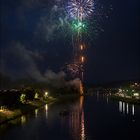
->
<box><xmin>0</xmin><ymin>93</ymin><xmax>140</xmax><ymax>140</ymax></box>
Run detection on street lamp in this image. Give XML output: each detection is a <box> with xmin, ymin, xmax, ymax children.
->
<box><xmin>44</xmin><ymin>92</ymin><xmax>48</xmax><ymax>98</ymax></box>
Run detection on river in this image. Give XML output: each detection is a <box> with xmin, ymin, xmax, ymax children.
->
<box><xmin>0</xmin><ymin>93</ymin><xmax>140</xmax><ymax>140</ymax></box>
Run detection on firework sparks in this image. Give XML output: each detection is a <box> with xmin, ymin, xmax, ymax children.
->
<box><xmin>66</xmin><ymin>0</ymin><xmax>95</xmax><ymax>82</ymax></box>
<box><xmin>71</xmin><ymin>20</ymin><xmax>87</xmax><ymax>33</ymax></box>
<box><xmin>67</xmin><ymin>63</ymin><xmax>80</xmax><ymax>76</ymax></box>
<box><xmin>67</xmin><ymin>0</ymin><xmax>94</xmax><ymax>20</ymax></box>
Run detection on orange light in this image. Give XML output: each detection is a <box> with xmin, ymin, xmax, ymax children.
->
<box><xmin>80</xmin><ymin>44</ymin><xmax>84</xmax><ymax>50</ymax></box>
<box><xmin>81</xmin><ymin>56</ymin><xmax>85</xmax><ymax>63</ymax></box>
<box><xmin>80</xmin><ymin>81</ymin><xmax>84</xmax><ymax>95</ymax></box>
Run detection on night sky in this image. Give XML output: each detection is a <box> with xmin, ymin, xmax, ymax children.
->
<box><xmin>0</xmin><ymin>0</ymin><xmax>140</xmax><ymax>84</ymax></box>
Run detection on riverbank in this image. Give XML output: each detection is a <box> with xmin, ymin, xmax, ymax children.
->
<box><xmin>110</xmin><ymin>95</ymin><xmax>140</xmax><ymax>105</ymax></box>
<box><xmin>0</xmin><ymin>96</ymin><xmax>56</xmax><ymax>125</ymax></box>
<box><xmin>0</xmin><ymin>94</ymin><xmax>81</xmax><ymax>125</ymax></box>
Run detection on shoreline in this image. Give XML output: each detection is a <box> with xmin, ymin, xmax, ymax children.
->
<box><xmin>110</xmin><ymin>95</ymin><xmax>140</xmax><ymax>105</ymax></box>
<box><xmin>0</xmin><ymin>97</ymin><xmax>56</xmax><ymax>125</ymax></box>
<box><xmin>0</xmin><ymin>94</ymin><xmax>80</xmax><ymax>125</ymax></box>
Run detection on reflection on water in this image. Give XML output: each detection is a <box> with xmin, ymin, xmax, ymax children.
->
<box><xmin>45</xmin><ymin>104</ymin><xmax>48</xmax><ymax>118</ymax></box>
<box><xmin>127</xmin><ymin>103</ymin><xmax>129</xmax><ymax>114</ymax></box>
<box><xmin>21</xmin><ymin>115</ymin><xmax>26</xmax><ymax>125</ymax></box>
<box><xmin>106</xmin><ymin>96</ymin><xmax>109</xmax><ymax>104</ymax></box>
<box><xmin>34</xmin><ymin>104</ymin><xmax>48</xmax><ymax>118</ymax></box>
<box><xmin>68</xmin><ymin>96</ymin><xmax>85</xmax><ymax>140</ymax></box>
<box><xmin>80</xmin><ymin>96</ymin><xmax>85</xmax><ymax>140</ymax></box>
<box><xmin>81</xmin><ymin>110</ymin><xmax>85</xmax><ymax>140</ymax></box>
<box><xmin>1</xmin><ymin>94</ymin><xmax>140</xmax><ymax>140</ymax></box>
<box><xmin>119</xmin><ymin>101</ymin><xmax>122</xmax><ymax>113</ymax></box>
<box><xmin>35</xmin><ymin>109</ymin><xmax>38</xmax><ymax>118</ymax></box>
<box><xmin>80</xmin><ymin>81</ymin><xmax>84</xmax><ymax>95</ymax></box>
<box><xmin>132</xmin><ymin>105</ymin><xmax>135</xmax><ymax>116</ymax></box>
<box><xmin>123</xmin><ymin>102</ymin><xmax>125</xmax><ymax>114</ymax></box>
<box><xmin>61</xmin><ymin>96</ymin><xmax>85</xmax><ymax>140</ymax></box>
<box><xmin>119</xmin><ymin>101</ymin><xmax>135</xmax><ymax>116</ymax></box>
<box><xmin>97</xmin><ymin>93</ymin><xmax>136</xmax><ymax>117</ymax></box>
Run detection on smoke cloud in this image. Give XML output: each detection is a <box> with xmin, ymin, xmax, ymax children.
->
<box><xmin>0</xmin><ymin>42</ymin><xmax>81</xmax><ymax>91</ymax></box>
<box><xmin>34</xmin><ymin>1</ymin><xmax>70</xmax><ymax>42</ymax></box>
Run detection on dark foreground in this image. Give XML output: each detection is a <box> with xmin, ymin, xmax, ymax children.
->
<box><xmin>0</xmin><ymin>93</ymin><xmax>140</xmax><ymax>140</ymax></box>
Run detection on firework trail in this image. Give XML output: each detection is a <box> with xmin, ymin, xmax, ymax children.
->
<box><xmin>66</xmin><ymin>0</ymin><xmax>95</xmax><ymax>81</ymax></box>
<box><xmin>35</xmin><ymin>0</ymin><xmax>112</xmax><ymax>81</ymax></box>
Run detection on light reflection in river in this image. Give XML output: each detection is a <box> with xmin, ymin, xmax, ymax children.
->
<box><xmin>35</xmin><ymin>109</ymin><xmax>38</xmax><ymax>118</ymax></box>
<box><xmin>132</xmin><ymin>105</ymin><xmax>135</xmax><ymax>116</ymax></box>
<box><xmin>119</xmin><ymin>101</ymin><xmax>135</xmax><ymax>116</ymax></box>
<box><xmin>80</xmin><ymin>96</ymin><xmax>85</xmax><ymax>140</ymax></box>
<box><xmin>123</xmin><ymin>102</ymin><xmax>125</xmax><ymax>114</ymax></box>
<box><xmin>45</xmin><ymin>104</ymin><xmax>48</xmax><ymax>118</ymax></box>
<box><xmin>127</xmin><ymin>103</ymin><xmax>129</xmax><ymax>114</ymax></box>
<box><xmin>106</xmin><ymin>96</ymin><xmax>109</xmax><ymax>104</ymax></box>
<box><xmin>68</xmin><ymin>96</ymin><xmax>85</xmax><ymax>140</ymax></box>
<box><xmin>119</xmin><ymin>101</ymin><xmax>122</xmax><ymax>112</ymax></box>
<box><xmin>21</xmin><ymin>115</ymin><xmax>26</xmax><ymax>125</ymax></box>
<box><xmin>0</xmin><ymin>94</ymin><xmax>140</xmax><ymax>140</ymax></box>
<box><xmin>61</xmin><ymin>96</ymin><xmax>85</xmax><ymax>140</ymax></box>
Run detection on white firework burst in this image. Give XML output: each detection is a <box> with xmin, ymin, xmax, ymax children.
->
<box><xmin>67</xmin><ymin>0</ymin><xmax>94</xmax><ymax>20</ymax></box>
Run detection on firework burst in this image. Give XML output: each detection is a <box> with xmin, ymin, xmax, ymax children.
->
<box><xmin>67</xmin><ymin>0</ymin><xmax>94</xmax><ymax>20</ymax></box>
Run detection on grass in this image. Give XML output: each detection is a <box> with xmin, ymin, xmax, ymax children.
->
<box><xmin>0</xmin><ymin>97</ymin><xmax>56</xmax><ymax>125</ymax></box>
<box><xmin>0</xmin><ymin>94</ymin><xmax>81</xmax><ymax>125</ymax></box>
<box><xmin>0</xmin><ymin>109</ymin><xmax>21</xmax><ymax>124</ymax></box>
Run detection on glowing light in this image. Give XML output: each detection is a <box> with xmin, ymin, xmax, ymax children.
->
<box><xmin>67</xmin><ymin>0</ymin><xmax>94</xmax><ymax>20</ymax></box>
<box><xmin>133</xmin><ymin>93</ymin><xmax>139</xmax><ymax>97</ymax></box>
<box><xmin>132</xmin><ymin>105</ymin><xmax>135</xmax><ymax>116</ymax></box>
<box><xmin>80</xmin><ymin>44</ymin><xmax>84</xmax><ymax>50</ymax></box>
<box><xmin>0</xmin><ymin>106</ymin><xmax>5</xmax><ymax>112</ymax></box>
<box><xmin>79</xmin><ymin>96</ymin><xmax>85</xmax><ymax>140</ymax></box>
<box><xmin>44</xmin><ymin>92</ymin><xmax>48</xmax><ymax>98</ymax></box>
<box><xmin>20</xmin><ymin>94</ymin><xmax>26</xmax><ymax>103</ymax></box>
<box><xmin>123</xmin><ymin>102</ymin><xmax>125</xmax><ymax>114</ymax></box>
<box><xmin>21</xmin><ymin>115</ymin><xmax>26</xmax><ymax>125</ymax></box>
<box><xmin>45</xmin><ymin>104</ymin><xmax>48</xmax><ymax>118</ymax></box>
<box><xmin>35</xmin><ymin>109</ymin><xmax>38</xmax><ymax>118</ymax></box>
<box><xmin>81</xmin><ymin>56</ymin><xmax>85</xmax><ymax>63</ymax></box>
<box><xmin>81</xmin><ymin>110</ymin><xmax>85</xmax><ymax>140</ymax></box>
<box><xmin>119</xmin><ymin>101</ymin><xmax>122</xmax><ymax>113</ymax></box>
<box><xmin>45</xmin><ymin>104</ymin><xmax>48</xmax><ymax>111</ymax></box>
<box><xmin>135</xmin><ymin>83</ymin><xmax>138</xmax><ymax>85</ymax></box>
<box><xmin>118</xmin><ymin>89</ymin><xmax>122</xmax><ymax>93</ymax></box>
<box><xmin>72</xmin><ymin>20</ymin><xmax>86</xmax><ymax>32</ymax></box>
<box><xmin>80</xmin><ymin>81</ymin><xmax>84</xmax><ymax>95</ymax></box>
<box><xmin>67</xmin><ymin>63</ymin><xmax>80</xmax><ymax>76</ymax></box>
<box><xmin>34</xmin><ymin>93</ymin><xmax>39</xmax><ymax>99</ymax></box>
<box><xmin>127</xmin><ymin>103</ymin><xmax>129</xmax><ymax>114</ymax></box>
<box><xmin>67</xmin><ymin>1</ymin><xmax>91</xmax><ymax>81</ymax></box>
